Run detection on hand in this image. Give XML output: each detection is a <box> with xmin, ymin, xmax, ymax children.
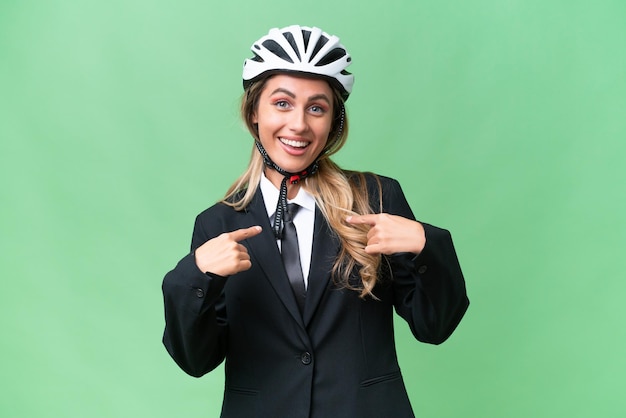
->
<box><xmin>345</xmin><ymin>214</ymin><xmax>425</xmax><ymax>255</ymax></box>
<box><xmin>194</xmin><ymin>226</ymin><xmax>262</xmax><ymax>276</ymax></box>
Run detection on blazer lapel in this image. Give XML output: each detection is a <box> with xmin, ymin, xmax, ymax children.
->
<box><xmin>244</xmin><ymin>189</ymin><xmax>305</xmax><ymax>327</ymax></box>
<box><xmin>303</xmin><ymin>206</ymin><xmax>340</xmax><ymax>326</ymax></box>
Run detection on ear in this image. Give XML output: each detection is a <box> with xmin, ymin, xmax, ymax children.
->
<box><xmin>252</xmin><ymin>111</ymin><xmax>258</xmax><ymax>124</ymax></box>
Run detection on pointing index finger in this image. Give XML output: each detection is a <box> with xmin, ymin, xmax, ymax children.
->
<box><xmin>346</xmin><ymin>214</ymin><xmax>378</xmax><ymax>226</ymax></box>
<box><xmin>228</xmin><ymin>226</ymin><xmax>262</xmax><ymax>242</ymax></box>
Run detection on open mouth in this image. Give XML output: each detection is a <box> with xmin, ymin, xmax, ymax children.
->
<box><xmin>279</xmin><ymin>137</ymin><xmax>309</xmax><ymax>149</ymax></box>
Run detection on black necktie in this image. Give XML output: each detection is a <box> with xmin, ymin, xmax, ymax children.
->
<box><xmin>280</xmin><ymin>203</ymin><xmax>306</xmax><ymax>314</ymax></box>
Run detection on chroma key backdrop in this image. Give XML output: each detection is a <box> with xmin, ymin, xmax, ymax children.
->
<box><xmin>1</xmin><ymin>1</ymin><xmax>625</xmax><ymax>417</ymax></box>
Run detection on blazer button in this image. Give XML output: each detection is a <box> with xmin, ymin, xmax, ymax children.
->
<box><xmin>417</xmin><ymin>265</ymin><xmax>428</xmax><ymax>274</ymax></box>
<box><xmin>301</xmin><ymin>352</ymin><xmax>312</xmax><ymax>365</ymax></box>
<box><xmin>195</xmin><ymin>288</ymin><xmax>205</xmax><ymax>298</ymax></box>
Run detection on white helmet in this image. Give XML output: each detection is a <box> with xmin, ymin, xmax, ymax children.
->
<box><xmin>242</xmin><ymin>25</ymin><xmax>354</xmax><ymax>100</ymax></box>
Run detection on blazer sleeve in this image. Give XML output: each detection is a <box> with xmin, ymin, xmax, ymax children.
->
<box><xmin>380</xmin><ymin>177</ymin><xmax>470</xmax><ymax>344</ymax></box>
<box><xmin>161</xmin><ymin>213</ymin><xmax>229</xmax><ymax>377</ymax></box>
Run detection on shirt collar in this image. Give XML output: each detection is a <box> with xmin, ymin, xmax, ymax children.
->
<box><xmin>260</xmin><ymin>172</ymin><xmax>316</xmax><ymax>218</ymax></box>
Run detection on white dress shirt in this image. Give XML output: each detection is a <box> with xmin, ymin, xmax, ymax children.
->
<box><xmin>259</xmin><ymin>173</ymin><xmax>315</xmax><ymax>288</ymax></box>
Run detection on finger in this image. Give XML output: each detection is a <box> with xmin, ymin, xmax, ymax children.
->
<box><xmin>229</xmin><ymin>225</ymin><xmax>262</xmax><ymax>242</ymax></box>
<box><xmin>364</xmin><ymin>243</ymin><xmax>383</xmax><ymax>255</ymax></box>
<box><xmin>238</xmin><ymin>259</ymin><xmax>253</xmax><ymax>272</ymax></box>
<box><xmin>240</xmin><ymin>253</ymin><xmax>250</xmax><ymax>262</ymax></box>
<box><xmin>237</xmin><ymin>245</ymin><xmax>250</xmax><ymax>259</ymax></box>
<box><xmin>345</xmin><ymin>214</ymin><xmax>379</xmax><ymax>226</ymax></box>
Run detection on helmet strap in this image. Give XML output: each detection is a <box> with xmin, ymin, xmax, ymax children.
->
<box><xmin>335</xmin><ymin>104</ymin><xmax>345</xmax><ymax>140</ymax></box>
<box><xmin>254</xmin><ymin>140</ymin><xmax>320</xmax><ymax>239</ymax></box>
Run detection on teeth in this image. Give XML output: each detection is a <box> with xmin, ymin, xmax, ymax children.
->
<box><xmin>279</xmin><ymin>137</ymin><xmax>308</xmax><ymax>148</ymax></box>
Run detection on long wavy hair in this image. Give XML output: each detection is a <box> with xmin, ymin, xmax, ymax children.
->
<box><xmin>222</xmin><ymin>75</ymin><xmax>382</xmax><ymax>298</ymax></box>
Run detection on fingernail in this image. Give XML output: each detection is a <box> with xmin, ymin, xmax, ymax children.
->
<box><xmin>346</xmin><ymin>216</ymin><xmax>352</xmax><ymax>222</ymax></box>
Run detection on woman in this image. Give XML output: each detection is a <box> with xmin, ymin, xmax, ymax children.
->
<box><xmin>162</xmin><ymin>25</ymin><xmax>469</xmax><ymax>418</ymax></box>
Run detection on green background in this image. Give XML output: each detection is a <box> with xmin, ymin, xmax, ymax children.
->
<box><xmin>2</xmin><ymin>0</ymin><xmax>625</xmax><ymax>417</ymax></box>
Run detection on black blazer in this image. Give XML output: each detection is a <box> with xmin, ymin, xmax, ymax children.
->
<box><xmin>162</xmin><ymin>174</ymin><xmax>469</xmax><ymax>418</ymax></box>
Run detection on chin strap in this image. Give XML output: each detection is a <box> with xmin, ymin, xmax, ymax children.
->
<box><xmin>254</xmin><ymin>140</ymin><xmax>319</xmax><ymax>239</ymax></box>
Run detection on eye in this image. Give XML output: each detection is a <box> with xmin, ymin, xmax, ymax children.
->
<box><xmin>309</xmin><ymin>104</ymin><xmax>327</xmax><ymax>115</ymax></box>
<box><xmin>274</xmin><ymin>100</ymin><xmax>291</xmax><ymax>109</ymax></box>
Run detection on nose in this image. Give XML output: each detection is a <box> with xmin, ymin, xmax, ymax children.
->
<box><xmin>288</xmin><ymin>108</ymin><xmax>308</xmax><ymax>133</ymax></box>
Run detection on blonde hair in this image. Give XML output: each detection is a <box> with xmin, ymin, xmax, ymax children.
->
<box><xmin>223</xmin><ymin>75</ymin><xmax>382</xmax><ymax>298</ymax></box>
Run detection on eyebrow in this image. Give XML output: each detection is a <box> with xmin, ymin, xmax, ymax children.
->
<box><xmin>269</xmin><ymin>88</ymin><xmax>331</xmax><ymax>105</ymax></box>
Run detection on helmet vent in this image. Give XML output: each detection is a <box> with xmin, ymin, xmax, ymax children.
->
<box><xmin>302</xmin><ymin>30</ymin><xmax>311</xmax><ymax>51</ymax></box>
<box><xmin>309</xmin><ymin>36</ymin><xmax>329</xmax><ymax>61</ymax></box>
<box><xmin>316</xmin><ymin>48</ymin><xmax>347</xmax><ymax>67</ymax></box>
<box><xmin>282</xmin><ymin>32</ymin><xmax>301</xmax><ymax>61</ymax></box>
<box><xmin>262</xmin><ymin>39</ymin><xmax>294</xmax><ymax>63</ymax></box>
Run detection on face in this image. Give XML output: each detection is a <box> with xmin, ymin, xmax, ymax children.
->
<box><xmin>253</xmin><ymin>74</ymin><xmax>334</xmax><ymax>181</ymax></box>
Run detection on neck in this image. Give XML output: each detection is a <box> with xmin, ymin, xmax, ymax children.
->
<box><xmin>265</xmin><ymin>168</ymin><xmax>301</xmax><ymax>199</ymax></box>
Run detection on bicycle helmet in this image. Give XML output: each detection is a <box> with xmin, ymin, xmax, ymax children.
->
<box><xmin>242</xmin><ymin>25</ymin><xmax>354</xmax><ymax>100</ymax></box>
